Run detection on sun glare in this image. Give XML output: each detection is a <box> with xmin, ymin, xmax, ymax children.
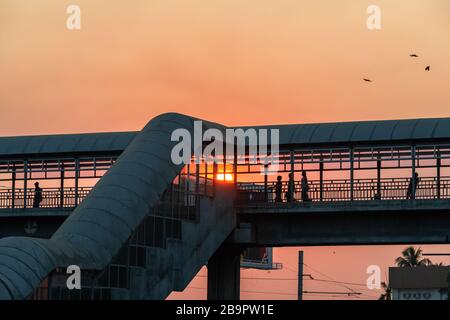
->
<box><xmin>216</xmin><ymin>173</ymin><xmax>234</xmax><ymax>182</ymax></box>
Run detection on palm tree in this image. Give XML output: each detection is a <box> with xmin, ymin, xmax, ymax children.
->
<box><xmin>378</xmin><ymin>282</ymin><xmax>391</xmax><ymax>300</ymax></box>
<box><xmin>395</xmin><ymin>246</ymin><xmax>432</xmax><ymax>267</ymax></box>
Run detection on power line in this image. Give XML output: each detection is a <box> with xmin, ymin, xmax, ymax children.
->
<box><xmin>188</xmin><ymin>286</ymin><xmax>297</xmax><ymax>296</ymax></box>
<box><xmin>195</xmin><ymin>267</ymin><xmax>377</xmax><ymax>298</ymax></box>
<box><xmin>197</xmin><ymin>275</ymin><xmax>311</xmax><ymax>281</ymax></box>
<box><xmin>192</xmin><ymin>263</ymin><xmax>379</xmax><ymax>299</ymax></box>
<box><xmin>198</xmin><ymin>274</ymin><xmax>363</xmax><ymax>287</ymax></box>
<box><xmin>303</xmin><ymin>263</ymin><xmax>359</xmax><ymax>295</ymax></box>
<box><xmin>188</xmin><ymin>286</ymin><xmax>363</xmax><ymax>297</ymax></box>
<box><xmin>303</xmin><ymin>291</ymin><xmax>361</xmax><ymax>296</ymax></box>
<box><xmin>306</xmin><ymin>275</ymin><xmax>381</xmax><ymax>294</ymax></box>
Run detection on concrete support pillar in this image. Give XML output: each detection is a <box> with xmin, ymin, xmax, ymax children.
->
<box><xmin>207</xmin><ymin>244</ymin><xmax>242</xmax><ymax>300</ymax></box>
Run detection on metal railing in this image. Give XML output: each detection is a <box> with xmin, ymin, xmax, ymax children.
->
<box><xmin>0</xmin><ymin>176</ymin><xmax>214</xmax><ymax>210</ymax></box>
<box><xmin>237</xmin><ymin>176</ymin><xmax>450</xmax><ymax>204</ymax></box>
<box><xmin>0</xmin><ymin>187</ymin><xmax>92</xmax><ymax>209</ymax></box>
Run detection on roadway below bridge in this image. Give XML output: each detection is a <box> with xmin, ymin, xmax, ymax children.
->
<box><xmin>233</xmin><ymin>199</ymin><xmax>450</xmax><ymax>247</ymax></box>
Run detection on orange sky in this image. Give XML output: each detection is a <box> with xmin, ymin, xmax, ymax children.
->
<box><xmin>1</xmin><ymin>0</ymin><xmax>450</xmax><ymax>299</ymax></box>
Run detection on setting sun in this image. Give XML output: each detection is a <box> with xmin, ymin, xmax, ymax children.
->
<box><xmin>216</xmin><ymin>173</ymin><xmax>234</xmax><ymax>182</ymax></box>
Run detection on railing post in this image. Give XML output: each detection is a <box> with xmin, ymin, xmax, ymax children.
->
<box><xmin>412</xmin><ymin>146</ymin><xmax>416</xmax><ymax>200</ymax></box>
<box><xmin>350</xmin><ymin>148</ymin><xmax>354</xmax><ymax>201</ymax></box>
<box><xmin>437</xmin><ymin>151</ymin><xmax>441</xmax><ymax>199</ymax></box>
<box><xmin>23</xmin><ymin>160</ymin><xmax>28</xmax><ymax>208</ymax></box>
<box><xmin>264</xmin><ymin>164</ymin><xmax>268</xmax><ymax>202</ymax></box>
<box><xmin>212</xmin><ymin>161</ymin><xmax>217</xmax><ymax>197</ymax></box>
<box><xmin>377</xmin><ymin>156</ymin><xmax>381</xmax><ymax>198</ymax></box>
<box><xmin>11</xmin><ymin>165</ymin><xmax>16</xmax><ymax>209</ymax></box>
<box><xmin>319</xmin><ymin>159</ymin><xmax>324</xmax><ymax>202</ymax></box>
<box><xmin>290</xmin><ymin>150</ymin><xmax>295</xmax><ymax>200</ymax></box>
<box><xmin>195</xmin><ymin>163</ymin><xmax>200</xmax><ymax>194</ymax></box>
<box><xmin>74</xmin><ymin>158</ymin><xmax>79</xmax><ymax>206</ymax></box>
<box><xmin>204</xmin><ymin>162</ymin><xmax>208</xmax><ymax>195</ymax></box>
<box><xmin>186</xmin><ymin>162</ymin><xmax>190</xmax><ymax>196</ymax></box>
<box><xmin>60</xmin><ymin>162</ymin><xmax>65</xmax><ymax>207</ymax></box>
<box><xmin>194</xmin><ymin>163</ymin><xmax>201</xmax><ymax>220</ymax></box>
<box><xmin>233</xmin><ymin>143</ymin><xmax>237</xmax><ymax>189</ymax></box>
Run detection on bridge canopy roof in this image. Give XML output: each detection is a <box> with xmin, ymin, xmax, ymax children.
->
<box><xmin>1</xmin><ymin>116</ymin><xmax>450</xmax><ymax>157</ymax></box>
<box><xmin>0</xmin><ymin>131</ymin><xmax>136</xmax><ymax>157</ymax></box>
<box><xmin>244</xmin><ymin>117</ymin><xmax>450</xmax><ymax>147</ymax></box>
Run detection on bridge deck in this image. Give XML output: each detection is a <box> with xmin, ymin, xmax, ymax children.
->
<box><xmin>0</xmin><ymin>207</ymin><xmax>73</xmax><ymax>217</ymax></box>
<box><xmin>237</xmin><ymin>199</ymin><xmax>450</xmax><ymax>215</ymax></box>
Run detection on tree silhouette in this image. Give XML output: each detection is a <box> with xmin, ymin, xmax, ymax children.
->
<box><xmin>395</xmin><ymin>246</ymin><xmax>432</xmax><ymax>267</ymax></box>
<box><xmin>378</xmin><ymin>282</ymin><xmax>391</xmax><ymax>300</ymax></box>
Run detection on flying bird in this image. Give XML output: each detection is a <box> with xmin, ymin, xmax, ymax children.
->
<box><xmin>410</xmin><ymin>54</ymin><xmax>419</xmax><ymax>58</ymax></box>
<box><xmin>425</xmin><ymin>65</ymin><xmax>431</xmax><ymax>71</ymax></box>
<box><xmin>363</xmin><ymin>78</ymin><xmax>372</xmax><ymax>82</ymax></box>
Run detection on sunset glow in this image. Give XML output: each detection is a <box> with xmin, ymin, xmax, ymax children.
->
<box><xmin>1</xmin><ymin>0</ymin><xmax>450</xmax><ymax>304</ymax></box>
<box><xmin>216</xmin><ymin>173</ymin><xmax>234</xmax><ymax>182</ymax></box>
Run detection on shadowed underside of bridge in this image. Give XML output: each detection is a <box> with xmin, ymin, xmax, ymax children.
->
<box><xmin>234</xmin><ymin>200</ymin><xmax>450</xmax><ymax>247</ymax></box>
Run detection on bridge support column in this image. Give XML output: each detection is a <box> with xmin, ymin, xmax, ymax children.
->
<box><xmin>207</xmin><ymin>244</ymin><xmax>242</xmax><ymax>300</ymax></box>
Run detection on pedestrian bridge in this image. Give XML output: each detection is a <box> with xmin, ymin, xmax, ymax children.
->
<box><xmin>1</xmin><ymin>113</ymin><xmax>450</xmax><ymax>300</ymax></box>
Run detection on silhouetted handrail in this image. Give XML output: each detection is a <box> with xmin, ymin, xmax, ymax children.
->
<box><xmin>237</xmin><ymin>176</ymin><xmax>450</xmax><ymax>204</ymax></box>
<box><xmin>0</xmin><ymin>187</ymin><xmax>92</xmax><ymax>209</ymax></box>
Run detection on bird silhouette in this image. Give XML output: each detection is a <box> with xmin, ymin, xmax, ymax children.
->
<box><xmin>425</xmin><ymin>65</ymin><xmax>430</xmax><ymax>71</ymax></box>
<box><xmin>410</xmin><ymin>54</ymin><xmax>419</xmax><ymax>58</ymax></box>
<box><xmin>363</xmin><ymin>78</ymin><xmax>372</xmax><ymax>82</ymax></box>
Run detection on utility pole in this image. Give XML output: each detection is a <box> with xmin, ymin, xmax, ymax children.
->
<box><xmin>298</xmin><ymin>250</ymin><xmax>303</xmax><ymax>301</ymax></box>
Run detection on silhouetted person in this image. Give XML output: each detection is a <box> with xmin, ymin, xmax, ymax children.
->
<box><xmin>301</xmin><ymin>171</ymin><xmax>310</xmax><ymax>202</ymax></box>
<box><xmin>406</xmin><ymin>173</ymin><xmax>419</xmax><ymax>200</ymax></box>
<box><xmin>286</xmin><ymin>173</ymin><xmax>295</xmax><ymax>202</ymax></box>
<box><xmin>33</xmin><ymin>182</ymin><xmax>43</xmax><ymax>208</ymax></box>
<box><xmin>274</xmin><ymin>175</ymin><xmax>283</xmax><ymax>203</ymax></box>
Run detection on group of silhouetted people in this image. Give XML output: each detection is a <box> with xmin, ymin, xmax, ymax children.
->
<box><xmin>274</xmin><ymin>172</ymin><xmax>310</xmax><ymax>203</ymax></box>
<box><xmin>272</xmin><ymin>171</ymin><xmax>421</xmax><ymax>203</ymax></box>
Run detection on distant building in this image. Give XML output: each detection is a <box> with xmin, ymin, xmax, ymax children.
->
<box><xmin>241</xmin><ymin>247</ymin><xmax>282</xmax><ymax>270</ymax></box>
<box><xmin>389</xmin><ymin>266</ymin><xmax>450</xmax><ymax>300</ymax></box>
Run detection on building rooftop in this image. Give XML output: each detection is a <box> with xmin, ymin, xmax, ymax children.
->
<box><xmin>389</xmin><ymin>266</ymin><xmax>450</xmax><ymax>289</ymax></box>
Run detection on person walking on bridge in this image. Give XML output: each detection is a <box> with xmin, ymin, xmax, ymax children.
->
<box><xmin>33</xmin><ymin>181</ymin><xmax>43</xmax><ymax>208</ymax></box>
<box><xmin>406</xmin><ymin>172</ymin><xmax>420</xmax><ymax>200</ymax></box>
<box><xmin>286</xmin><ymin>173</ymin><xmax>295</xmax><ymax>202</ymax></box>
<box><xmin>274</xmin><ymin>175</ymin><xmax>283</xmax><ymax>203</ymax></box>
<box><xmin>301</xmin><ymin>171</ymin><xmax>310</xmax><ymax>202</ymax></box>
